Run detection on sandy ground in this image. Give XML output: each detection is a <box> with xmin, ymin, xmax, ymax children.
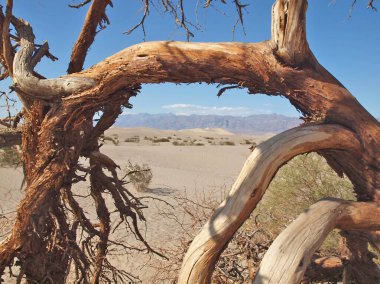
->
<box><xmin>0</xmin><ymin>127</ymin><xmax>269</xmax><ymax>283</ymax></box>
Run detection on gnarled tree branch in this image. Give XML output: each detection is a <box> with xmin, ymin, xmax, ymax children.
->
<box><xmin>178</xmin><ymin>124</ymin><xmax>361</xmax><ymax>283</ymax></box>
<box><xmin>254</xmin><ymin>199</ymin><xmax>380</xmax><ymax>283</ymax></box>
<box><xmin>11</xmin><ymin>18</ymin><xmax>96</xmax><ymax>100</ymax></box>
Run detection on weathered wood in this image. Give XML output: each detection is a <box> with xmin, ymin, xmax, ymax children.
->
<box><xmin>67</xmin><ymin>0</ymin><xmax>112</xmax><ymax>74</ymax></box>
<box><xmin>73</xmin><ymin>21</ymin><xmax>379</xmax><ymax>202</ymax></box>
<box><xmin>2</xmin><ymin>0</ymin><xmax>14</xmax><ymax>76</ymax></box>
<box><xmin>178</xmin><ymin>125</ymin><xmax>361</xmax><ymax>284</ymax></box>
<box><xmin>12</xmin><ymin>18</ymin><xmax>96</xmax><ymax>100</ymax></box>
<box><xmin>254</xmin><ymin>199</ymin><xmax>380</xmax><ymax>284</ymax></box>
<box><xmin>271</xmin><ymin>0</ymin><xmax>316</xmax><ymax>66</ymax></box>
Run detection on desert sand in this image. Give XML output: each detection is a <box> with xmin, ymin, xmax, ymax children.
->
<box><xmin>0</xmin><ymin>127</ymin><xmax>268</xmax><ymax>283</ymax></box>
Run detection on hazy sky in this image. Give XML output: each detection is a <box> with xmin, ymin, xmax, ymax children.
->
<box><xmin>4</xmin><ymin>0</ymin><xmax>380</xmax><ymax>117</ymax></box>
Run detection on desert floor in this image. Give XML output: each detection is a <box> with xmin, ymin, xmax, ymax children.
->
<box><xmin>0</xmin><ymin>127</ymin><xmax>269</xmax><ymax>283</ymax></box>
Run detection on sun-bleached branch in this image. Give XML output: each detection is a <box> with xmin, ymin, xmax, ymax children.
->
<box><xmin>178</xmin><ymin>124</ymin><xmax>361</xmax><ymax>283</ymax></box>
<box><xmin>254</xmin><ymin>199</ymin><xmax>380</xmax><ymax>283</ymax></box>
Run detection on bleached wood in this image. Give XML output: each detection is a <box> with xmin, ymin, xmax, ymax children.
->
<box><xmin>254</xmin><ymin>199</ymin><xmax>380</xmax><ymax>284</ymax></box>
<box><xmin>11</xmin><ymin>18</ymin><xmax>96</xmax><ymax>100</ymax></box>
<box><xmin>178</xmin><ymin>125</ymin><xmax>361</xmax><ymax>284</ymax></box>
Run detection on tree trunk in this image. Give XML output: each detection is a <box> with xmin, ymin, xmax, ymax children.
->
<box><xmin>1</xmin><ymin>0</ymin><xmax>379</xmax><ymax>282</ymax></box>
<box><xmin>0</xmin><ymin>101</ymin><xmax>87</xmax><ymax>283</ymax></box>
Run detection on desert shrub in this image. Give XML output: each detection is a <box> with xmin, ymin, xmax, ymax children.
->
<box><xmin>242</xmin><ymin>139</ymin><xmax>256</xmax><ymax>145</ymax></box>
<box><xmin>124</xmin><ymin>136</ymin><xmax>140</xmax><ymax>143</ymax></box>
<box><xmin>152</xmin><ymin>138</ymin><xmax>170</xmax><ymax>143</ymax></box>
<box><xmin>220</xmin><ymin>141</ymin><xmax>235</xmax><ymax>146</ymax></box>
<box><xmin>172</xmin><ymin>141</ymin><xmax>204</xmax><ymax>146</ymax></box>
<box><xmin>101</xmin><ymin>134</ymin><xmax>119</xmax><ymax>145</ymax></box>
<box><xmin>0</xmin><ymin>146</ymin><xmax>21</xmax><ymax>167</ymax></box>
<box><xmin>252</xmin><ymin>153</ymin><xmax>355</xmax><ymax>255</ymax></box>
<box><xmin>172</xmin><ymin>141</ymin><xmax>183</xmax><ymax>146</ymax></box>
<box><xmin>124</xmin><ymin>161</ymin><xmax>153</xmax><ymax>192</ymax></box>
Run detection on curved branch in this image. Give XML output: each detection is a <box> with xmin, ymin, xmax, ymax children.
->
<box><xmin>11</xmin><ymin>18</ymin><xmax>96</xmax><ymax>100</ymax></box>
<box><xmin>254</xmin><ymin>199</ymin><xmax>380</xmax><ymax>283</ymax></box>
<box><xmin>77</xmin><ymin>40</ymin><xmax>281</xmax><ymax>97</ymax></box>
<box><xmin>178</xmin><ymin>124</ymin><xmax>361</xmax><ymax>284</ymax></box>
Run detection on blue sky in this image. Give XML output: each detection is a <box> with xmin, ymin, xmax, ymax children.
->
<box><xmin>3</xmin><ymin>0</ymin><xmax>380</xmax><ymax>117</ymax></box>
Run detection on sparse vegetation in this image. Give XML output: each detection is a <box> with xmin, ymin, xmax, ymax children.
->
<box><xmin>172</xmin><ymin>141</ymin><xmax>204</xmax><ymax>146</ymax></box>
<box><xmin>124</xmin><ymin>135</ymin><xmax>140</xmax><ymax>143</ymax></box>
<box><xmin>152</xmin><ymin>138</ymin><xmax>171</xmax><ymax>143</ymax></box>
<box><xmin>203</xmin><ymin>136</ymin><xmax>214</xmax><ymax>140</ymax></box>
<box><xmin>220</xmin><ymin>141</ymin><xmax>235</xmax><ymax>146</ymax></box>
<box><xmin>0</xmin><ymin>146</ymin><xmax>21</xmax><ymax>167</ymax></box>
<box><xmin>242</xmin><ymin>139</ymin><xmax>255</xmax><ymax>145</ymax></box>
<box><xmin>253</xmin><ymin>153</ymin><xmax>355</xmax><ymax>254</ymax></box>
<box><xmin>150</xmin><ymin>153</ymin><xmax>355</xmax><ymax>283</ymax></box>
<box><xmin>124</xmin><ymin>161</ymin><xmax>153</xmax><ymax>192</ymax></box>
<box><xmin>101</xmin><ymin>134</ymin><xmax>120</xmax><ymax>145</ymax></box>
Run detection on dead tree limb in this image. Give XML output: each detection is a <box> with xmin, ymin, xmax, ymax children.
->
<box><xmin>254</xmin><ymin>199</ymin><xmax>380</xmax><ymax>284</ymax></box>
<box><xmin>178</xmin><ymin>124</ymin><xmax>361</xmax><ymax>283</ymax></box>
<box><xmin>67</xmin><ymin>0</ymin><xmax>113</xmax><ymax>74</ymax></box>
<box><xmin>2</xmin><ymin>0</ymin><xmax>13</xmax><ymax>76</ymax></box>
<box><xmin>11</xmin><ymin>17</ymin><xmax>96</xmax><ymax>100</ymax></box>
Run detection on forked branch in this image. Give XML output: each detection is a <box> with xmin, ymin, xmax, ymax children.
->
<box><xmin>271</xmin><ymin>0</ymin><xmax>316</xmax><ymax>66</ymax></box>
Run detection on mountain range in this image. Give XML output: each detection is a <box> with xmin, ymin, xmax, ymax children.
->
<box><xmin>115</xmin><ymin>113</ymin><xmax>302</xmax><ymax>134</ymax></box>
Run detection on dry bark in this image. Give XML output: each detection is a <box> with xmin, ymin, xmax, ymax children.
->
<box><xmin>254</xmin><ymin>199</ymin><xmax>380</xmax><ymax>283</ymax></box>
<box><xmin>67</xmin><ymin>0</ymin><xmax>112</xmax><ymax>74</ymax></box>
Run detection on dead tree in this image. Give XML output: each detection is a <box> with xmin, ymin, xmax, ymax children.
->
<box><xmin>0</xmin><ymin>0</ymin><xmax>379</xmax><ymax>283</ymax></box>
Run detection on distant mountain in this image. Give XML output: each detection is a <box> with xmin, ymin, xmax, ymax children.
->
<box><xmin>115</xmin><ymin>113</ymin><xmax>302</xmax><ymax>134</ymax></box>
